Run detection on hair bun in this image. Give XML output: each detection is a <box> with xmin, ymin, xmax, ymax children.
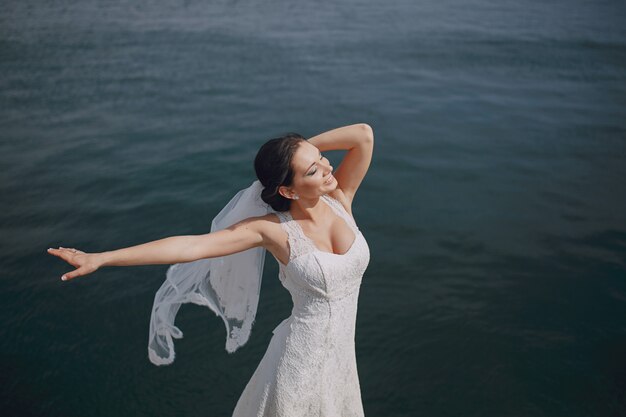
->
<box><xmin>261</xmin><ymin>184</ymin><xmax>291</xmax><ymax>212</ymax></box>
<box><xmin>254</xmin><ymin>133</ymin><xmax>305</xmax><ymax>212</ymax></box>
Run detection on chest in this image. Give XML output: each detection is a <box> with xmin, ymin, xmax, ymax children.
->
<box><xmin>297</xmin><ymin>215</ymin><xmax>356</xmax><ymax>255</ymax></box>
<box><xmin>276</xmin><ymin>232</ymin><xmax>370</xmax><ymax>298</ymax></box>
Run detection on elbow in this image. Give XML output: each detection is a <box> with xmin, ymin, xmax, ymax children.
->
<box><xmin>359</xmin><ymin>123</ymin><xmax>374</xmax><ymax>143</ymax></box>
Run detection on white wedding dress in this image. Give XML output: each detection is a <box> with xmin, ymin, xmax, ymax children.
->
<box><xmin>232</xmin><ymin>193</ymin><xmax>370</xmax><ymax>417</ymax></box>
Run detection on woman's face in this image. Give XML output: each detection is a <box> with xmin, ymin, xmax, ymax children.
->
<box><xmin>282</xmin><ymin>141</ymin><xmax>336</xmax><ymax>200</ymax></box>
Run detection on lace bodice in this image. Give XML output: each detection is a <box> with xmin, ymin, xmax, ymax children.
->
<box><xmin>232</xmin><ymin>193</ymin><xmax>370</xmax><ymax>416</ymax></box>
<box><xmin>271</xmin><ymin>193</ymin><xmax>369</xmax><ymax>301</ymax></box>
<box><xmin>274</xmin><ymin>194</ymin><xmax>360</xmax><ymax>260</ymax></box>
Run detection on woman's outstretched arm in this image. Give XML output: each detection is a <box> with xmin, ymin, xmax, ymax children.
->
<box><xmin>47</xmin><ymin>215</ymin><xmax>272</xmax><ymax>281</ymax></box>
<box><xmin>307</xmin><ymin>123</ymin><xmax>374</xmax><ymax>205</ymax></box>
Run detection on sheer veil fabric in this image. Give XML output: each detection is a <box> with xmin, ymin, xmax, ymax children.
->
<box><xmin>148</xmin><ymin>180</ymin><xmax>275</xmax><ymax>365</ymax></box>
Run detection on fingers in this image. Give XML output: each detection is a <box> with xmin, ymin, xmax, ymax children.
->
<box><xmin>61</xmin><ymin>266</ymin><xmax>86</xmax><ymax>281</ymax></box>
<box><xmin>47</xmin><ymin>247</ymin><xmax>82</xmax><ymax>259</ymax></box>
<box><xmin>48</xmin><ymin>247</ymin><xmax>82</xmax><ymax>253</ymax></box>
<box><xmin>47</xmin><ymin>247</ymin><xmax>88</xmax><ymax>281</ymax></box>
<box><xmin>47</xmin><ymin>248</ymin><xmax>70</xmax><ymax>262</ymax></box>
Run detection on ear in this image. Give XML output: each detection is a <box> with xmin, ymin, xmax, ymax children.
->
<box><xmin>278</xmin><ymin>185</ymin><xmax>295</xmax><ymax>200</ymax></box>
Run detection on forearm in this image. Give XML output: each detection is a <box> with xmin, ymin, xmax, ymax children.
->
<box><xmin>307</xmin><ymin>123</ymin><xmax>374</xmax><ymax>152</ymax></box>
<box><xmin>99</xmin><ymin>235</ymin><xmax>200</xmax><ymax>267</ymax></box>
<box><xmin>97</xmin><ymin>215</ymin><xmax>266</xmax><ymax>268</ymax></box>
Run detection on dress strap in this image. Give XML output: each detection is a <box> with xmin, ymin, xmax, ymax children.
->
<box><xmin>274</xmin><ymin>196</ymin><xmax>358</xmax><ymax>265</ymax></box>
<box><xmin>274</xmin><ymin>211</ymin><xmax>317</xmax><ymax>264</ymax></box>
<box><xmin>321</xmin><ymin>194</ymin><xmax>359</xmax><ymax>233</ymax></box>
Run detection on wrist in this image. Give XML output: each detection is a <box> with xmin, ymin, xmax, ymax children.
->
<box><xmin>95</xmin><ymin>251</ymin><xmax>111</xmax><ymax>267</ymax></box>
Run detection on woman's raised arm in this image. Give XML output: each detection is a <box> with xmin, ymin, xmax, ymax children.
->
<box><xmin>307</xmin><ymin>123</ymin><xmax>374</xmax><ymax>205</ymax></box>
<box><xmin>47</xmin><ymin>215</ymin><xmax>271</xmax><ymax>282</ymax></box>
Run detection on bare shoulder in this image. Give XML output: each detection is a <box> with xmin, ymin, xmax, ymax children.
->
<box><xmin>240</xmin><ymin>212</ymin><xmax>282</xmax><ymax>232</ymax></box>
<box><xmin>327</xmin><ymin>187</ymin><xmax>354</xmax><ymax>217</ymax></box>
<box><xmin>243</xmin><ymin>212</ymin><xmax>286</xmax><ymax>248</ymax></box>
<box><xmin>241</xmin><ymin>212</ymin><xmax>293</xmax><ymax>265</ymax></box>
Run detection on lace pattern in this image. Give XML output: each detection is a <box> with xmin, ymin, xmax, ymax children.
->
<box><xmin>320</xmin><ymin>194</ymin><xmax>359</xmax><ymax>232</ymax></box>
<box><xmin>274</xmin><ymin>211</ymin><xmax>317</xmax><ymax>263</ymax></box>
<box><xmin>232</xmin><ymin>192</ymin><xmax>370</xmax><ymax>417</ymax></box>
<box><xmin>275</xmin><ymin>194</ymin><xmax>359</xmax><ymax>267</ymax></box>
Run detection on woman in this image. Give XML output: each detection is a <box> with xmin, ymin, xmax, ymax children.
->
<box><xmin>48</xmin><ymin>123</ymin><xmax>374</xmax><ymax>416</ymax></box>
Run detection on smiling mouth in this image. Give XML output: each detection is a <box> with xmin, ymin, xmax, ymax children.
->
<box><xmin>324</xmin><ymin>174</ymin><xmax>334</xmax><ymax>185</ymax></box>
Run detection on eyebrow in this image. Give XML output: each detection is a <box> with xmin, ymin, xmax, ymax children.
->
<box><xmin>305</xmin><ymin>149</ymin><xmax>322</xmax><ymax>174</ymax></box>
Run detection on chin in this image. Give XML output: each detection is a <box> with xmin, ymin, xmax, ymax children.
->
<box><xmin>325</xmin><ymin>180</ymin><xmax>338</xmax><ymax>191</ymax></box>
<box><xmin>322</xmin><ymin>176</ymin><xmax>338</xmax><ymax>193</ymax></box>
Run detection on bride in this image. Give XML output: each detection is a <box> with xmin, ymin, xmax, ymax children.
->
<box><xmin>48</xmin><ymin>123</ymin><xmax>374</xmax><ymax>417</ymax></box>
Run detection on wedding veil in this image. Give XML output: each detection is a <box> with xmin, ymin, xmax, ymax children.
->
<box><xmin>148</xmin><ymin>179</ymin><xmax>275</xmax><ymax>365</ymax></box>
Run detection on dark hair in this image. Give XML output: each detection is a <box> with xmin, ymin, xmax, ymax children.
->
<box><xmin>254</xmin><ymin>133</ymin><xmax>306</xmax><ymax>212</ymax></box>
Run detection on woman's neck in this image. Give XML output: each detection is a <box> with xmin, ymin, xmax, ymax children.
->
<box><xmin>290</xmin><ymin>195</ymin><xmax>328</xmax><ymax>224</ymax></box>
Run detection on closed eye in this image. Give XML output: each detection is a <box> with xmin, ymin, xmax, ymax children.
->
<box><xmin>308</xmin><ymin>153</ymin><xmax>323</xmax><ymax>175</ymax></box>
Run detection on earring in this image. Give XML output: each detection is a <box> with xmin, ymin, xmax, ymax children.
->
<box><xmin>293</xmin><ymin>195</ymin><xmax>299</xmax><ymax>200</ymax></box>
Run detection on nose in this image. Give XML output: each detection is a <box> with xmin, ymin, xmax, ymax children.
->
<box><xmin>324</xmin><ymin>158</ymin><xmax>332</xmax><ymax>172</ymax></box>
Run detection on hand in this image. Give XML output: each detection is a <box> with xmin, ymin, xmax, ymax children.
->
<box><xmin>47</xmin><ymin>247</ymin><xmax>103</xmax><ymax>281</ymax></box>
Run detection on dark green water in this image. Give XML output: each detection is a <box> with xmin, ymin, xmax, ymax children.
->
<box><xmin>2</xmin><ymin>0</ymin><xmax>625</xmax><ymax>416</ymax></box>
